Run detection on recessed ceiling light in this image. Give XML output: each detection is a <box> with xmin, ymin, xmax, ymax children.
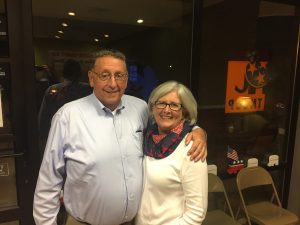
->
<box><xmin>94</xmin><ymin>38</ymin><xmax>99</xmax><ymax>42</ymax></box>
<box><xmin>62</xmin><ymin>22</ymin><xmax>68</xmax><ymax>27</ymax></box>
<box><xmin>58</xmin><ymin>30</ymin><xmax>63</xmax><ymax>34</ymax></box>
<box><xmin>104</xmin><ymin>34</ymin><xmax>109</xmax><ymax>38</ymax></box>
<box><xmin>137</xmin><ymin>19</ymin><xmax>144</xmax><ymax>24</ymax></box>
<box><xmin>55</xmin><ymin>35</ymin><xmax>61</xmax><ymax>39</ymax></box>
<box><xmin>68</xmin><ymin>12</ymin><xmax>76</xmax><ymax>16</ymax></box>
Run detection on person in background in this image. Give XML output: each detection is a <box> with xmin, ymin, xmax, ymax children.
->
<box><xmin>38</xmin><ymin>59</ymin><xmax>92</xmax><ymax>158</ymax></box>
<box><xmin>33</xmin><ymin>49</ymin><xmax>207</xmax><ymax>225</ymax></box>
<box><xmin>37</xmin><ymin>59</ymin><xmax>92</xmax><ymax>225</ymax></box>
<box><xmin>136</xmin><ymin>81</ymin><xmax>208</xmax><ymax>225</ymax></box>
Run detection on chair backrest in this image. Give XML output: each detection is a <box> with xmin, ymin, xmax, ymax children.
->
<box><xmin>238</xmin><ymin>166</ymin><xmax>284</xmax><ymax>217</ymax></box>
<box><xmin>236</xmin><ymin>167</ymin><xmax>299</xmax><ymax>225</ymax></box>
<box><xmin>208</xmin><ymin>173</ymin><xmax>226</xmax><ymax>192</ymax></box>
<box><xmin>208</xmin><ymin>173</ymin><xmax>235</xmax><ymax>218</ymax></box>
<box><xmin>236</xmin><ymin>166</ymin><xmax>274</xmax><ymax>191</ymax></box>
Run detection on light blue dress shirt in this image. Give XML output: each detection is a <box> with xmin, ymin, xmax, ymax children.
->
<box><xmin>33</xmin><ymin>93</ymin><xmax>148</xmax><ymax>225</ymax></box>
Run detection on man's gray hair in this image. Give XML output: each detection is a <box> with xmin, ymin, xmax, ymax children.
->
<box><xmin>95</xmin><ymin>49</ymin><xmax>126</xmax><ymax>62</ymax></box>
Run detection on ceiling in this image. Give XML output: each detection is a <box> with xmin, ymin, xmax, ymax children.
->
<box><xmin>31</xmin><ymin>0</ymin><xmax>189</xmax><ymax>43</ymax></box>
<box><xmin>0</xmin><ymin>0</ymin><xmax>297</xmax><ymax>43</ymax></box>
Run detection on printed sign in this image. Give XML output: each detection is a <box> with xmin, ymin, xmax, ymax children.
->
<box><xmin>225</xmin><ymin>60</ymin><xmax>269</xmax><ymax>113</ymax></box>
<box><xmin>0</xmin><ymin>163</ymin><xmax>9</xmax><ymax>176</ymax></box>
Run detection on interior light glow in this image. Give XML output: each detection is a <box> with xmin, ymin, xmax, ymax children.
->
<box><xmin>137</xmin><ymin>19</ymin><xmax>144</xmax><ymax>24</ymax></box>
<box><xmin>58</xmin><ymin>30</ymin><xmax>63</xmax><ymax>34</ymax></box>
<box><xmin>68</xmin><ymin>12</ymin><xmax>76</xmax><ymax>16</ymax></box>
<box><xmin>62</xmin><ymin>22</ymin><xmax>68</xmax><ymax>27</ymax></box>
<box><xmin>236</xmin><ymin>96</ymin><xmax>253</xmax><ymax>109</ymax></box>
<box><xmin>104</xmin><ymin>34</ymin><xmax>109</xmax><ymax>38</ymax></box>
<box><xmin>94</xmin><ymin>38</ymin><xmax>99</xmax><ymax>42</ymax></box>
<box><xmin>55</xmin><ymin>35</ymin><xmax>61</xmax><ymax>39</ymax></box>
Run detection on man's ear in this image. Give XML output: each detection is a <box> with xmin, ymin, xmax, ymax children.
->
<box><xmin>88</xmin><ymin>71</ymin><xmax>94</xmax><ymax>88</ymax></box>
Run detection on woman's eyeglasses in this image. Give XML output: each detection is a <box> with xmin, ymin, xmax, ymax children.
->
<box><xmin>154</xmin><ymin>101</ymin><xmax>182</xmax><ymax>111</ymax></box>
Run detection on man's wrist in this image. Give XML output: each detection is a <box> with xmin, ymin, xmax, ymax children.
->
<box><xmin>192</xmin><ymin>125</ymin><xmax>207</xmax><ymax>140</ymax></box>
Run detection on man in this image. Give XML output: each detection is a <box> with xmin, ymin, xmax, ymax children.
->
<box><xmin>38</xmin><ymin>59</ymin><xmax>92</xmax><ymax>158</ymax></box>
<box><xmin>33</xmin><ymin>49</ymin><xmax>207</xmax><ymax>225</ymax></box>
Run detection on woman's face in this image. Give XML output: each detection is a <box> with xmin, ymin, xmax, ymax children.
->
<box><xmin>152</xmin><ymin>91</ymin><xmax>184</xmax><ymax>134</ymax></box>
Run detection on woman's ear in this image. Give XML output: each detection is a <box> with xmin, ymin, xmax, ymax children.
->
<box><xmin>182</xmin><ymin>108</ymin><xmax>189</xmax><ymax>120</ymax></box>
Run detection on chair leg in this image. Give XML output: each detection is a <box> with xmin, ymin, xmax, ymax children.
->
<box><xmin>235</xmin><ymin>204</ymin><xmax>252</xmax><ymax>225</ymax></box>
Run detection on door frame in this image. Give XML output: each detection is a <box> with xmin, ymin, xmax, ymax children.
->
<box><xmin>0</xmin><ymin>0</ymin><xmax>39</xmax><ymax>224</ymax></box>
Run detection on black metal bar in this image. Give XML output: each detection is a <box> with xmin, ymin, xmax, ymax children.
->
<box><xmin>282</xmin><ymin>23</ymin><xmax>300</xmax><ymax>207</ymax></box>
<box><xmin>0</xmin><ymin>152</ymin><xmax>24</xmax><ymax>158</ymax></box>
<box><xmin>189</xmin><ymin>0</ymin><xmax>202</xmax><ymax>99</ymax></box>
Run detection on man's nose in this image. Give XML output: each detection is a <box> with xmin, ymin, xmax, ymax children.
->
<box><xmin>107</xmin><ymin>75</ymin><xmax>117</xmax><ymax>87</ymax></box>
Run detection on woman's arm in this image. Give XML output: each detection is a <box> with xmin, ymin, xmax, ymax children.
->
<box><xmin>179</xmin><ymin>156</ymin><xmax>208</xmax><ymax>225</ymax></box>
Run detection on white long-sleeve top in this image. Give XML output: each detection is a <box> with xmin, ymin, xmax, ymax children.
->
<box><xmin>136</xmin><ymin>138</ymin><xmax>208</xmax><ymax>225</ymax></box>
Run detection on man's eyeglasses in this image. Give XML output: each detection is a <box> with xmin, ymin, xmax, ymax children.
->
<box><xmin>91</xmin><ymin>70</ymin><xmax>128</xmax><ymax>81</ymax></box>
<box><xmin>154</xmin><ymin>101</ymin><xmax>182</xmax><ymax>111</ymax></box>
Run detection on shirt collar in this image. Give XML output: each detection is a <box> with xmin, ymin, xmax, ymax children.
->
<box><xmin>91</xmin><ymin>92</ymin><xmax>125</xmax><ymax>115</ymax></box>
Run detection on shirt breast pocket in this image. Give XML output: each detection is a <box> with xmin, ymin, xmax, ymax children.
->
<box><xmin>130</xmin><ymin>130</ymin><xmax>143</xmax><ymax>156</ymax></box>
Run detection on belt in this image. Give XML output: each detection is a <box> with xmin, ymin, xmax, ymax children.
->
<box><xmin>66</xmin><ymin>215</ymin><xmax>91</xmax><ymax>225</ymax></box>
<box><xmin>66</xmin><ymin>214</ymin><xmax>132</xmax><ymax>225</ymax></box>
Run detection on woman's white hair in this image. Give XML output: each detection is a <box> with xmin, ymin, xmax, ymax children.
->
<box><xmin>148</xmin><ymin>80</ymin><xmax>198</xmax><ymax>125</ymax></box>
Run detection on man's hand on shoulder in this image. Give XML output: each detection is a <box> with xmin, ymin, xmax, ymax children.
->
<box><xmin>185</xmin><ymin>127</ymin><xmax>207</xmax><ymax>162</ymax></box>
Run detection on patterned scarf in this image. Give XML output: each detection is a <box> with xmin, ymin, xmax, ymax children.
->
<box><xmin>144</xmin><ymin>121</ymin><xmax>192</xmax><ymax>159</ymax></box>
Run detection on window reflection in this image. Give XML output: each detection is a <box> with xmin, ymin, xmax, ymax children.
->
<box><xmin>0</xmin><ymin>221</ymin><xmax>19</xmax><ymax>225</ymax></box>
<box><xmin>199</xmin><ymin>0</ymin><xmax>296</xmax><ymax>179</ymax></box>
<box><xmin>32</xmin><ymin>0</ymin><xmax>193</xmax><ymax>96</ymax></box>
<box><xmin>32</xmin><ymin>0</ymin><xmax>194</xmax><ymax>160</ymax></box>
<box><xmin>0</xmin><ymin>157</ymin><xmax>18</xmax><ymax>211</ymax></box>
<box><xmin>0</xmin><ymin>0</ymin><xmax>9</xmax><ymax>57</ymax></box>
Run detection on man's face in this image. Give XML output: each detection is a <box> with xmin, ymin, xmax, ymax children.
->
<box><xmin>88</xmin><ymin>56</ymin><xmax>128</xmax><ymax>111</ymax></box>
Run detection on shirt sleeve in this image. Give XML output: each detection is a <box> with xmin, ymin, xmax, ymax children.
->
<box><xmin>179</xmin><ymin>156</ymin><xmax>208</xmax><ymax>225</ymax></box>
<box><xmin>192</xmin><ymin>126</ymin><xmax>207</xmax><ymax>141</ymax></box>
<box><xmin>33</xmin><ymin>111</ymin><xmax>67</xmax><ymax>225</ymax></box>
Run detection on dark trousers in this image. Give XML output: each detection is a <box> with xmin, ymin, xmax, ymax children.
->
<box><xmin>65</xmin><ymin>215</ymin><xmax>90</xmax><ymax>225</ymax></box>
<box><xmin>65</xmin><ymin>214</ymin><xmax>134</xmax><ymax>225</ymax></box>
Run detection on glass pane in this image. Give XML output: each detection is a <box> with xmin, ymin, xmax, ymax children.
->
<box><xmin>0</xmin><ymin>157</ymin><xmax>17</xmax><ymax>210</ymax></box>
<box><xmin>0</xmin><ymin>63</ymin><xmax>12</xmax><ymax>132</ymax></box>
<box><xmin>0</xmin><ymin>221</ymin><xmax>19</xmax><ymax>225</ymax></box>
<box><xmin>32</xmin><ymin>0</ymin><xmax>194</xmax><ymax>159</ymax></box>
<box><xmin>0</xmin><ymin>0</ymin><xmax>9</xmax><ymax>57</ymax></box>
<box><xmin>32</xmin><ymin>0</ymin><xmax>193</xmax><ymax>96</ymax></box>
<box><xmin>199</xmin><ymin>0</ymin><xmax>297</xmax><ymax>193</ymax></box>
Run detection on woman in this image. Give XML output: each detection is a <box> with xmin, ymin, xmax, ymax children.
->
<box><xmin>136</xmin><ymin>81</ymin><xmax>208</xmax><ymax>225</ymax></box>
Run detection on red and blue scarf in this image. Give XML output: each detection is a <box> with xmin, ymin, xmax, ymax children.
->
<box><xmin>144</xmin><ymin>121</ymin><xmax>192</xmax><ymax>159</ymax></box>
